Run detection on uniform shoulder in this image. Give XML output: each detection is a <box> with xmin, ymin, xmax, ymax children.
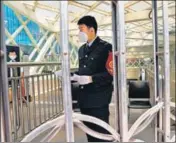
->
<box><xmin>99</xmin><ymin>39</ymin><xmax>112</xmax><ymax>51</ymax></box>
<box><xmin>78</xmin><ymin>44</ymin><xmax>86</xmax><ymax>52</ymax></box>
<box><xmin>79</xmin><ymin>43</ymin><xmax>86</xmax><ymax>49</ymax></box>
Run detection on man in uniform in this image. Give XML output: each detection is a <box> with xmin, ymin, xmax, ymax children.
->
<box><xmin>56</xmin><ymin>16</ymin><xmax>113</xmax><ymax>142</ymax></box>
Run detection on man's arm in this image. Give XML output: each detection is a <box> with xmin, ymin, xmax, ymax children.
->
<box><xmin>92</xmin><ymin>71</ymin><xmax>113</xmax><ymax>86</ymax></box>
<box><xmin>91</xmin><ymin>43</ymin><xmax>113</xmax><ymax>86</ymax></box>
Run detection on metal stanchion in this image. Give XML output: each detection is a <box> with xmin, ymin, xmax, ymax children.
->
<box><xmin>46</xmin><ymin>75</ymin><xmax>50</xmax><ymax>119</ymax></box>
<box><xmin>42</xmin><ymin>75</ymin><xmax>47</xmax><ymax>121</ymax></box>
<box><xmin>151</xmin><ymin>1</ymin><xmax>159</xmax><ymax>141</ymax></box>
<box><xmin>58</xmin><ymin>79</ymin><xmax>62</xmax><ymax>112</ymax></box>
<box><xmin>116</xmin><ymin>1</ymin><xmax>128</xmax><ymax>142</ymax></box>
<box><xmin>37</xmin><ymin>76</ymin><xmax>42</xmax><ymax>124</ymax></box>
<box><xmin>0</xmin><ymin>91</ymin><xmax>3</xmax><ymax>142</ymax></box>
<box><xmin>32</xmin><ymin>77</ymin><xmax>37</xmax><ymax>128</ymax></box>
<box><xmin>111</xmin><ymin>1</ymin><xmax>120</xmax><ymax>133</ymax></box>
<box><xmin>158</xmin><ymin>75</ymin><xmax>164</xmax><ymax>142</ymax></box>
<box><xmin>24</xmin><ymin>77</ymin><xmax>31</xmax><ymax>131</ymax></box>
<box><xmin>50</xmin><ymin>74</ymin><xmax>54</xmax><ymax>117</ymax></box>
<box><xmin>60</xmin><ymin>1</ymin><xmax>74</xmax><ymax>142</ymax></box>
<box><xmin>19</xmin><ymin>81</ymin><xmax>25</xmax><ymax>137</ymax></box>
<box><xmin>162</xmin><ymin>1</ymin><xmax>171</xmax><ymax>142</ymax></box>
<box><xmin>0</xmin><ymin>1</ymin><xmax>12</xmax><ymax>142</ymax></box>
<box><xmin>12</xmin><ymin>80</ymin><xmax>17</xmax><ymax>140</ymax></box>
<box><xmin>54</xmin><ymin>74</ymin><xmax>58</xmax><ymax>114</ymax></box>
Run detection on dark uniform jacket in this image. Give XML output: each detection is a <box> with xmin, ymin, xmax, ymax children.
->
<box><xmin>73</xmin><ymin>36</ymin><xmax>113</xmax><ymax>108</ymax></box>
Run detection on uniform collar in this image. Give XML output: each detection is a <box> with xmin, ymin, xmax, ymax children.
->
<box><xmin>83</xmin><ymin>36</ymin><xmax>100</xmax><ymax>54</ymax></box>
<box><xmin>87</xmin><ymin>36</ymin><xmax>98</xmax><ymax>47</ymax></box>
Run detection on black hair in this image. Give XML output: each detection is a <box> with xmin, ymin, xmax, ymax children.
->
<box><xmin>9</xmin><ymin>49</ymin><xmax>16</xmax><ymax>53</ymax></box>
<box><xmin>77</xmin><ymin>15</ymin><xmax>98</xmax><ymax>34</ymax></box>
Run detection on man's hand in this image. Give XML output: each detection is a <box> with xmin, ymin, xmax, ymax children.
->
<box><xmin>71</xmin><ymin>74</ymin><xmax>92</xmax><ymax>85</ymax></box>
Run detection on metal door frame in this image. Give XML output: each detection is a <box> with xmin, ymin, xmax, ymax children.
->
<box><xmin>1</xmin><ymin>1</ymin><xmax>175</xmax><ymax>142</ymax></box>
<box><xmin>0</xmin><ymin>1</ymin><xmax>12</xmax><ymax>142</ymax></box>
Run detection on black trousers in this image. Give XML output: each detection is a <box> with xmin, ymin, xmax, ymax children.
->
<box><xmin>80</xmin><ymin>106</ymin><xmax>110</xmax><ymax>142</ymax></box>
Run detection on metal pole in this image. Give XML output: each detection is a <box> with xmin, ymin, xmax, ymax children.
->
<box><xmin>46</xmin><ymin>75</ymin><xmax>50</xmax><ymax>119</ymax></box>
<box><xmin>7</xmin><ymin>62</ymin><xmax>61</xmax><ymax>67</ymax></box>
<box><xmin>151</xmin><ymin>1</ymin><xmax>159</xmax><ymax>141</ymax></box>
<box><xmin>12</xmin><ymin>80</ymin><xmax>17</xmax><ymax>140</ymax></box>
<box><xmin>54</xmin><ymin>74</ymin><xmax>58</xmax><ymax>114</ymax></box>
<box><xmin>58</xmin><ymin>79</ymin><xmax>63</xmax><ymax>112</ymax></box>
<box><xmin>24</xmin><ymin>77</ymin><xmax>31</xmax><ymax>131</ymax></box>
<box><xmin>19</xmin><ymin>81</ymin><xmax>25</xmax><ymax>137</ymax></box>
<box><xmin>50</xmin><ymin>74</ymin><xmax>54</xmax><ymax>117</ymax></box>
<box><xmin>0</xmin><ymin>91</ymin><xmax>3</xmax><ymax>142</ymax></box>
<box><xmin>32</xmin><ymin>77</ymin><xmax>37</xmax><ymax>128</ymax></box>
<box><xmin>37</xmin><ymin>76</ymin><xmax>42</xmax><ymax>124</ymax></box>
<box><xmin>158</xmin><ymin>75</ymin><xmax>163</xmax><ymax>142</ymax></box>
<box><xmin>111</xmin><ymin>1</ymin><xmax>120</xmax><ymax>133</ymax></box>
<box><xmin>162</xmin><ymin>1</ymin><xmax>171</xmax><ymax>141</ymax></box>
<box><xmin>0</xmin><ymin>1</ymin><xmax>12</xmax><ymax>142</ymax></box>
<box><xmin>42</xmin><ymin>75</ymin><xmax>46</xmax><ymax>121</ymax></box>
<box><xmin>60</xmin><ymin>1</ymin><xmax>74</xmax><ymax>142</ymax></box>
<box><xmin>116</xmin><ymin>1</ymin><xmax>128</xmax><ymax>142</ymax></box>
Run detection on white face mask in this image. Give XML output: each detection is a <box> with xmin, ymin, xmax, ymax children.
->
<box><xmin>78</xmin><ymin>32</ymin><xmax>88</xmax><ymax>43</ymax></box>
<box><xmin>9</xmin><ymin>55</ymin><xmax>16</xmax><ymax>60</ymax></box>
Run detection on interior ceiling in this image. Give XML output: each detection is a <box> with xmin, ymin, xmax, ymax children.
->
<box><xmin>3</xmin><ymin>1</ymin><xmax>176</xmax><ymax>47</ymax></box>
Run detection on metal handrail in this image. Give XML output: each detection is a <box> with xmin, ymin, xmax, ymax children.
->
<box><xmin>7</xmin><ymin>62</ymin><xmax>61</xmax><ymax>67</ymax></box>
<box><xmin>8</xmin><ymin>71</ymin><xmax>63</xmax><ymax>141</ymax></box>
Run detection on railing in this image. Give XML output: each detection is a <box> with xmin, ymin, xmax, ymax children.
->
<box><xmin>7</xmin><ymin>62</ymin><xmax>64</xmax><ymax>142</ymax></box>
<box><xmin>146</xmin><ymin>66</ymin><xmax>175</xmax><ymax>141</ymax></box>
<box><xmin>20</xmin><ymin>102</ymin><xmax>163</xmax><ymax>142</ymax></box>
<box><xmin>146</xmin><ymin>65</ymin><xmax>176</xmax><ymax>101</ymax></box>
